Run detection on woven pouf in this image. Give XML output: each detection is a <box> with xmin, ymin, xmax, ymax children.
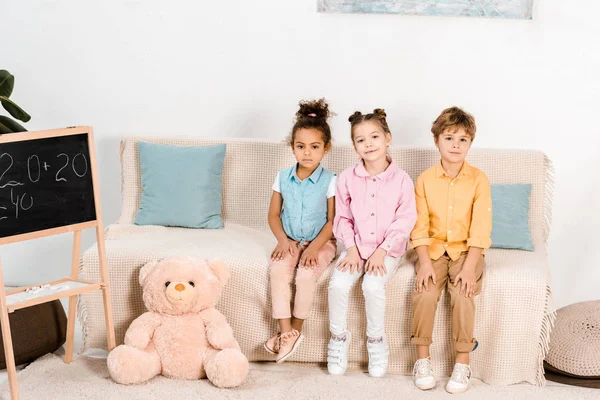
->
<box><xmin>545</xmin><ymin>300</ymin><xmax>600</xmax><ymax>387</ymax></box>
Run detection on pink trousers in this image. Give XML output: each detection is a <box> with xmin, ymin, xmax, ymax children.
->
<box><xmin>270</xmin><ymin>239</ymin><xmax>337</xmax><ymax>320</ymax></box>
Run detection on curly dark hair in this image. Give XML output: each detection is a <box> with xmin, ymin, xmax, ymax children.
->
<box><xmin>288</xmin><ymin>98</ymin><xmax>334</xmax><ymax>148</ymax></box>
<box><xmin>348</xmin><ymin>108</ymin><xmax>391</xmax><ymax>141</ymax></box>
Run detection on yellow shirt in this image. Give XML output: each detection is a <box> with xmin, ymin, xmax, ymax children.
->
<box><xmin>410</xmin><ymin>161</ymin><xmax>492</xmax><ymax>261</ymax></box>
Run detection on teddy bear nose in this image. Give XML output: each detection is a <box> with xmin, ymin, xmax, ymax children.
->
<box><xmin>175</xmin><ymin>283</ymin><xmax>185</xmax><ymax>292</ymax></box>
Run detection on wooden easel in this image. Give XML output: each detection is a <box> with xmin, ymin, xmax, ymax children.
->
<box><xmin>0</xmin><ymin>127</ymin><xmax>116</xmax><ymax>400</ymax></box>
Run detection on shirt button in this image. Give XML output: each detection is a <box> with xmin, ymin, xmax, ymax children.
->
<box><xmin>448</xmin><ymin>230</ymin><xmax>452</xmax><ymax>234</ymax></box>
<box><xmin>449</xmin><ymin>206</ymin><xmax>453</xmax><ymax>209</ymax></box>
<box><xmin>371</xmin><ymin>194</ymin><xmax>375</xmax><ymax>198</ymax></box>
<box><xmin>488</xmin><ymin>208</ymin><xmax>491</xmax><ymax>211</ymax></box>
<box><xmin>371</xmin><ymin>213</ymin><xmax>374</xmax><ymax>216</ymax></box>
<box><xmin>371</xmin><ymin>232</ymin><xmax>374</xmax><ymax>235</ymax></box>
<box><xmin>450</xmin><ymin>182</ymin><xmax>454</xmax><ymax>187</ymax></box>
<box><xmin>444</xmin><ymin>243</ymin><xmax>448</xmax><ymax>247</ymax></box>
<box><xmin>372</xmin><ymin>178</ymin><xmax>376</xmax><ymax>182</ymax></box>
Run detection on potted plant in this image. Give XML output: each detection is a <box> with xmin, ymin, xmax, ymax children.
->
<box><xmin>0</xmin><ymin>69</ymin><xmax>30</xmax><ymax>134</ymax></box>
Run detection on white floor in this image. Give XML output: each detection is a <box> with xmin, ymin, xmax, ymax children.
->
<box><xmin>0</xmin><ymin>320</ymin><xmax>590</xmax><ymax>399</ymax></box>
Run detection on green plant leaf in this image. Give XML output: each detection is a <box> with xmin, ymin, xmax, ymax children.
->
<box><xmin>0</xmin><ymin>122</ymin><xmax>12</xmax><ymax>134</ymax></box>
<box><xmin>0</xmin><ymin>70</ymin><xmax>14</xmax><ymax>98</ymax></box>
<box><xmin>0</xmin><ymin>115</ymin><xmax>27</xmax><ymax>133</ymax></box>
<box><xmin>0</xmin><ymin>96</ymin><xmax>31</xmax><ymax>123</ymax></box>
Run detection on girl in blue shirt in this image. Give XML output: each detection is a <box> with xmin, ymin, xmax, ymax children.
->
<box><xmin>264</xmin><ymin>99</ymin><xmax>337</xmax><ymax>363</ymax></box>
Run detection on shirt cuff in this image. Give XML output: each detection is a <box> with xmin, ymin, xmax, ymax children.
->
<box><xmin>343</xmin><ymin>237</ymin><xmax>356</xmax><ymax>251</ymax></box>
<box><xmin>379</xmin><ymin>239</ymin><xmax>392</xmax><ymax>252</ymax></box>
<box><xmin>380</xmin><ymin>238</ymin><xmax>408</xmax><ymax>256</ymax></box>
<box><xmin>466</xmin><ymin>237</ymin><xmax>491</xmax><ymax>249</ymax></box>
<box><xmin>410</xmin><ymin>237</ymin><xmax>434</xmax><ymax>249</ymax></box>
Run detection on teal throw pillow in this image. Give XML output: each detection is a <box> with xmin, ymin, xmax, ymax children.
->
<box><xmin>134</xmin><ymin>142</ymin><xmax>226</xmax><ymax>229</ymax></box>
<box><xmin>490</xmin><ymin>184</ymin><xmax>534</xmax><ymax>251</ymax></box>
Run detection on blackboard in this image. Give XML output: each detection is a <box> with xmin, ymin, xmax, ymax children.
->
<box><xmin>0</xmin><ymin>132</ymin><xmax>96</xmax><ymax>238</ymax></box>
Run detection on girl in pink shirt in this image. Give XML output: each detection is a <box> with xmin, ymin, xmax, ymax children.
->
<box><xmin>327</xmin><ymin>109</ymin><xmax>417</xmax><ymax>378</ymax></box>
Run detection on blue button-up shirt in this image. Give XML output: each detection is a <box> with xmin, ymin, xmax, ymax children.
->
<box><xmin>277</xmin><ymin>164</ymin><xmax>335</xmax><ymax>243</ymax></box>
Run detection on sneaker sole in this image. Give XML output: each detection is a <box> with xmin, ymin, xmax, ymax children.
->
<box><xmin>415</xmin><ymin>380</ymin><xmax>436</xmax><ymax>390</ymax></box>
<box><xmin>263</xmin><ymin>342</ymin><xmax>277</xmax><ymax>355</ymax></box>
<box><xmin>327</xmin><ymin>367</ymin><xmax>347</xmax><ymax>376</ymax></box>
<box><xmin>368</xmin><ymin>370</ymin><xmax>388</xmax><ymax>378</ymax></box>
<box><xmin>276</xmin><ymin>335</ymin><xmax>304</xmax><ymax>364</ymax></box>
<box><xmin>445</xmin><ymin>385</ymin><xmax>468</xmax><ymax>394</ymax></box>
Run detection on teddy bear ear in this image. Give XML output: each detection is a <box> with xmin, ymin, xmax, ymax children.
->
<box><xmin>207</xmin><ymin>260</ymin><xmax>230</xmax><ymax>285</ymax></box>
<box><xmin>139</xmin><ymin>259</ymin><xmax>160</xmax><ymax>286</ymax></box>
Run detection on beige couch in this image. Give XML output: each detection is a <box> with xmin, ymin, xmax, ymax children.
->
<box><xmin>78</xmin><ymin>137</ymin><xmax>555</xmax><ymax>385</ymax></box>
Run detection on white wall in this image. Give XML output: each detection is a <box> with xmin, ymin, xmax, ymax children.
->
<box><xmin>1</xmin><ymin>1</ymin><xmax>599</xmax><ymax>308</ymax></box>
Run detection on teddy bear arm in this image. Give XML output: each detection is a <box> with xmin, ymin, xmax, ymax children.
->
<box><xmin>124</xmin><ymin>312</ymin><xmax>159</xmax><ymax>349</ymax></box>
<box><xmin>203</xmin><ymin>309</ymin><xmax>240</xmax><ymax>350</ymax></box>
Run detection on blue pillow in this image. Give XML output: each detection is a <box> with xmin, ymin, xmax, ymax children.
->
<box><xmin>490</xmin><ymin>184</ymin><xmax>534</xmax><ymax>251</ymax></box>
<box><xmin>134</xmin><ymin>142</ymin><xmax>226</xmax><ymax>229</ymax></box>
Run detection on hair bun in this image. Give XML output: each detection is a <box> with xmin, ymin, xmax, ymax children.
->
<box><xmin>296</xmin><ymin>98</ymin><xmax>332</xmax><ymax>121</ymax></box>
<box><xmin>348</xmin><ymin>111</ymin><xmax>363</xmax><ymax>123</ymax></box>
<box><xmin>373</xmin><ymin>108</ymin><xmax>387</xmax><ymax>118</ymax></box>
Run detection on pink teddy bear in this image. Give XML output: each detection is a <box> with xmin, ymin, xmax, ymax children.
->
<box><xmin>107</xmin><ymin>256</ymin><xmax>249</xmax><ymax>388</ymax></box>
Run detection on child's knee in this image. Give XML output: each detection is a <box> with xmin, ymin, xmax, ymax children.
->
<box><xmin>269</xmin><ymin>263</ymin><xmax>292</xmax><ymax>283</ymax></box>
<box><xmin>412</xmin><ymin>287</ymin><xmax>439</xmax><ymax>308</ymax></box>
<box><xmin>328</xmin><ymin>275</ymin><xmax>353</xmax><ymax>296</ymax></box>
<box><xmin>295</xmin><ymin>267</ymin><xmax>317</xmax><ymax>286</ymax></box>
<box><xmin>451</xmin><ymin>292</ymin><xmax>475</xmax><ymax>309</ymax></box>
<box><xmin>361</xmin><ymin>277</ymin><xmax>385</xmax><ymax>298</ymax></box>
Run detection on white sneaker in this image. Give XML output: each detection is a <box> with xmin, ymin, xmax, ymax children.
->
<box><xmin>327</xmin><ymin>331</ymin><xmax>351</xmax><ymax>376</ymax></box>
<box><xmin>413</xmin><ymin>357</ymin><xmax>436</xmax><ymax>390</ymax></box>
<box><xmin>366</xmin><ymin>338</ymin><xmax>388</xmax><ymax>378</ymax></box>
<box><xmin>446</xmin><ymin>363</ymin><xmax>472</xmax><ymax>394</ymax></box>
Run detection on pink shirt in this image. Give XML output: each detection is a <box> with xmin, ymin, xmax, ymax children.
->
<box><xmin>334</xmin><ymin>158</ymin><xmax>417</xmax><ymax>259</ymax></box>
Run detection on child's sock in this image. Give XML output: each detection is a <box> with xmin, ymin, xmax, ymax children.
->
<box><xmin>367</xmin><ymin>336</ymin><xmax>383</xmax><ymax>344</ymax></box>
<box><xmin>332</xmin><ymin>332</ymin><xmax>347</xmax><ymax>342</ymax></box>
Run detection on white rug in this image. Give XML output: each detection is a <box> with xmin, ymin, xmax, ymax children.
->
<box><xmin>1</xmin><ymin>354</ymin><xmax>598</xmax><ymax>400</ymax></box>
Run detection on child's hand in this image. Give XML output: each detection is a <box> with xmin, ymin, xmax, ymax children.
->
<box><xmin>271</xmin><ymin>239</ymin><xmax>297</xmax><ymax>261</ymax></box>
<box><xmin>365</xmin><ymin>248</ymin><xmax>387</xmax><ymax>276</ymax></box>
<box><xmin>336</xmin><ymin>247</ymin><xmax>363</xmax><ymax>274</ymax></box>
<box><xmin>299</xmin><ymin>244</ymin><xmax>319</xmax><ymax>268</ymax></box>
<box><xmin>454</xmin><ymin>266</ymin><xmax>477</xmax><ymax>298</ymax></box>
<box><xmin>415</xmin><ymin>261</ymin><xmax>437</xmax><ymax>292</ymax></box>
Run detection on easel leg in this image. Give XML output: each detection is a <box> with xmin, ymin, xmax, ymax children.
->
<box><xmin>0</xmin><ymin>260</ymin><xmax>20</xmax><ymax>400</ymax></box>
<box><xmin>96</xmin><ymin>226</ymin><xmax>116</xmax><ymax>350</ymax></box>
<box><xmin>64</xmin><ymin>230</ymin><xmax>82</xmax><ymax>363</ymax></box>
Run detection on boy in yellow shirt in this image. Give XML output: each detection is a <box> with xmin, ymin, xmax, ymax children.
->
<box><xmin>410</xmin><ymin>107</ymin><xmax>492</xmax><ymax>394</ymax></box>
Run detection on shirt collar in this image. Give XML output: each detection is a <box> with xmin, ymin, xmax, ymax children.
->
<box><xmin>435</xmin><ymin>160</ymin><xmax>473</xmax><ymax>178</ymax></box>
<box><xmin>288</xmin><ymin>163</ymin><xmax>324</xmax><ymax>184</ymax></box>
<box><xmin>354</xmin><ymin>156</ymin><xmax>397</xmax><ymax>180</ymax></box>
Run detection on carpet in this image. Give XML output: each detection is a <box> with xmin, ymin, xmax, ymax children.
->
<box><xmin>1</xmin><ymin>354</ymin><xmax>598</xmax><ymax>400</ymax></box>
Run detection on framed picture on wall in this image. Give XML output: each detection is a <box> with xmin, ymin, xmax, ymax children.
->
<box><xmin>317</xmin><ymin>0</ymin><xmax>534</xmax><ymax>20</ymax></box>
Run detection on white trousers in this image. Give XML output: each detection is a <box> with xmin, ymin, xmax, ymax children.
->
<box><xmin>328</xmin><ymin>250</ymin><xmax>399</xmax><ymax>338</ymax></box>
